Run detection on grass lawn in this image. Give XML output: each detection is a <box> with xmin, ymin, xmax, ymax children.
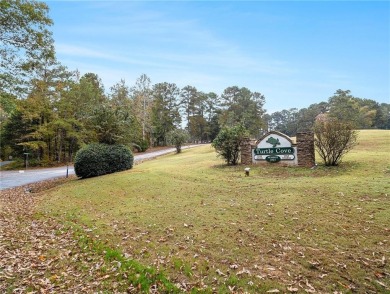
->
<box><xmin>38</xmin><ymin>130</ymin><xmax>390</xmax><ymax>293</ymax></box>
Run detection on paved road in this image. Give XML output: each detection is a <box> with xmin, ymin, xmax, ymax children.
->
<box><xmin>0</xmin><ymin>145</ymin><xmax>200</xmax><ymax>190</ymax></box>
<box><xmin>0</xmin><ymin>161</ymin><xmax>12</xmax><ymax>167</ymax></box>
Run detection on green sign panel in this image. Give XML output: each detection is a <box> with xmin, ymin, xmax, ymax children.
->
<box><xmin>254</xmin><ymin>147</ymin><xmax>294</xmax><ymax>156</ymax></box>
<box><xmin>266</xmin><ymin>155</ymin><xmax>281</xmax><ymax>163</ymax></box>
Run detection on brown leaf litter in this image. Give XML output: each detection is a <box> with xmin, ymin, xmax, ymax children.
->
<box><xmin>0</xmin><ymin>178</ymin><xmax>134</xmax><ymax>293</ymax></box>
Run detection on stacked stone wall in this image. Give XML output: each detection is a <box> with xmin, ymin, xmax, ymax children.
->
<box><xmin>240</xmin><ymin>137</ymin><xmax>252</xmax><ymax>165</ymax></box>
<box><xmin>296</xmin><ymin>132</ymin><xmax>315</xmax><ymax>167</ymax></box>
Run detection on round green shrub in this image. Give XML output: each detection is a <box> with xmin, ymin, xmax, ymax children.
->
<box><xmin>74</xmin><ymin>143</ymin><xmax>134</xmax><ymax>178</ymax></box>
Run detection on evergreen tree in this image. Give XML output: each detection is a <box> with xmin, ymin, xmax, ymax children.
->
<box><xmin>151</xmin><ymin>82</ymin><xmax>181</xmax><ymax>146</ymax></box>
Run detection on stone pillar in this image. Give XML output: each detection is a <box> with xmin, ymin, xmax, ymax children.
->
<box><xmin>296</xmin><ymin>132</ymin><xmax>315</xmax><ymax>167</ymax></box>
<box><xmin>240</xmin><ymin>137</ymin><xmax>252</xmax><ymax>165</ymax></box>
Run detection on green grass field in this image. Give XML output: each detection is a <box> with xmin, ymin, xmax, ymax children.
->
<box><xmin>38</xmin><ymin>130</ymin><xmax>390</xmax><ymax>293</ymax></box>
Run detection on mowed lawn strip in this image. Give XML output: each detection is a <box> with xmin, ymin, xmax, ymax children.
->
<box><xmin>38</xmin><ymin>130</ymin><xmax>390</xmax><ymax>293</ymax></box>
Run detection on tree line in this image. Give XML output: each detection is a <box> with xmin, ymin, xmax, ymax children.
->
<box><xmin>1</xmin><ymin>67</ymin><xmax>267</xmax><ymax>164</ymax></box>
<box><xmin>267</xmin><ymin>89</ymin><xmax>389</xmax><ymax>137</ymax></box>
<box><xmin>0</xmin><ymin>0</ymin><xmax>268</xmax><ymax>164</ymax></box>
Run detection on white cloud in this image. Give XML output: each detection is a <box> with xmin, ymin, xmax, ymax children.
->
<box><xmin>56</xmin><ymin>44</ymin><xmax>115</xmax><ymax>59</ymax></box>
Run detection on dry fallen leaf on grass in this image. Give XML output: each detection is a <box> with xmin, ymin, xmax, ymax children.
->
<box><xmin>287</xmin><ymin>286</ymin><xmax>298</xmax><ymax>292</ymax></box>
<box><xmin>0</xmin><ymin>179</ymin><xmax>144</xmax><ymax>293</ymax></box>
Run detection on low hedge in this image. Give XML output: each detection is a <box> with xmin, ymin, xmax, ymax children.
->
<box><xmin>74</xmin><ymin>143</ymin><xmax>134</xmax><ymax>179</ymax></box>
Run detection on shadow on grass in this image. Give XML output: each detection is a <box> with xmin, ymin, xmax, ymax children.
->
<box><xmin>211</xmin><ymin>160</ymin><xmax>367</xmax><ymax>179</ymax></box>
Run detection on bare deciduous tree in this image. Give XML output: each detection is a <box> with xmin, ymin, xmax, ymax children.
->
<box><xmin>314</xmin><ymin>119</ymin><xmax>358</xmax><ymax>166</ymax></box>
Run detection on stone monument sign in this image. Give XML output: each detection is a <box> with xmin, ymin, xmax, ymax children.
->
<box><xmin>240</xmin><ymin>131</ymin><xmax>315</xmax><ymax>167</ymax></box>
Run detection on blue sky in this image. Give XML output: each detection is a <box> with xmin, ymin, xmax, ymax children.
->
<box><xmin>47</xmin><ymin>1</ymin><xmax>389</xmax><ymax>113</ymax></box>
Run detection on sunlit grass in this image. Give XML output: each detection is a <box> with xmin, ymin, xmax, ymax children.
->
<box><xmin>39</xmin><ymin>130</ymin><xmax>390</xmax><ymax>292</ymax></box>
